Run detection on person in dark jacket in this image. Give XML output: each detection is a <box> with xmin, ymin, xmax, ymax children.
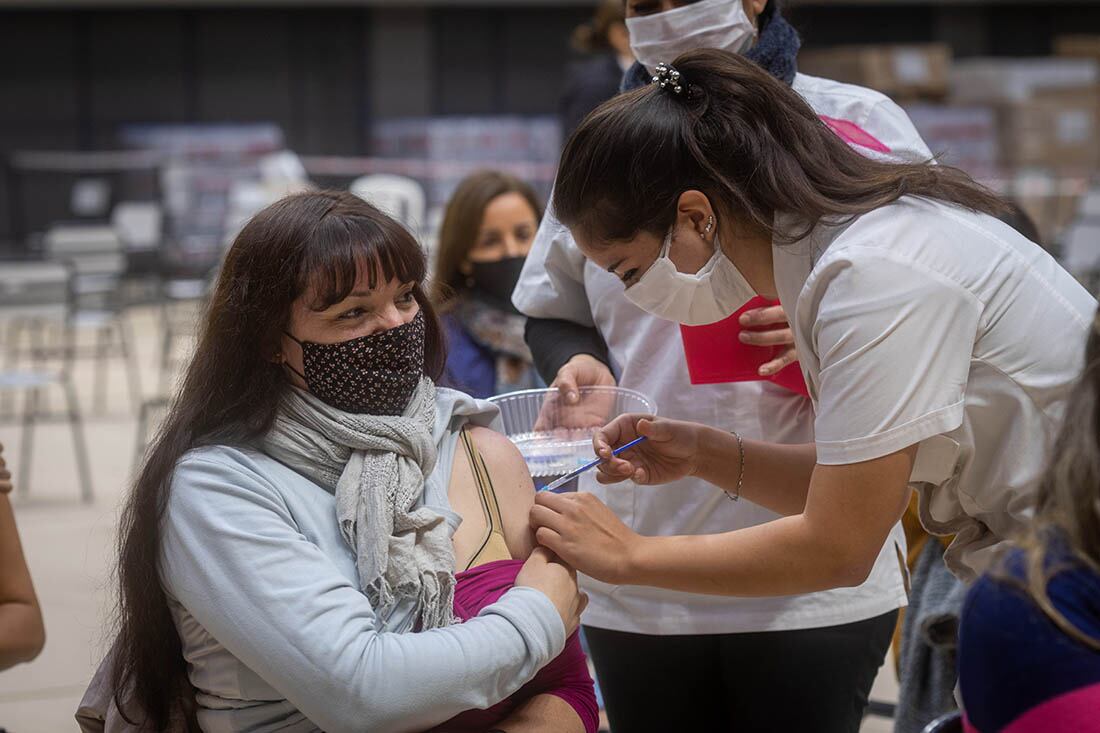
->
<box><xmin>560</xmin><ymin>0</ymin><xmax>635</xmax><ymax>137</ymax></box>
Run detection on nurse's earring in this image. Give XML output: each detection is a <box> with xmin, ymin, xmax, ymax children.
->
<box><xmin>703</xmin><ymin>215</ymin><xmax>715</xmax><ymax>242</ymax></box>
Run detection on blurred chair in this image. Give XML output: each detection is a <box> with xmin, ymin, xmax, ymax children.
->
<box><xmin>45</xmin><ymin>223</ymin><xmax>143</xmax><ymax>414</ymax></box>
<box><xmin>112</xmin><ymin>201</ymin><xmax>165</xmax><ymax>306</ymax></box>
<box><xmin>135</xmin><ymin>269</ymin><xmax>213</xmax><ymax>474</ymax></box>
<box><xmin>112</xmin><ymin>202</ymin><xmax>163</xmax><ymax>255</ymax></box>
<box><xmin>0</xmin><ymin>261</ymin><xmax>94</xmax><ymax>502</ymax></box>
<box><xmin>349</xmin><ymin>174</ymin><xmax>426</xmax><ymax>232</ymax></box>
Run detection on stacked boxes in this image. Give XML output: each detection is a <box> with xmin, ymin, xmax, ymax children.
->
<box><xmin>950</xmin><ymin>58</ymin><xmax>1100</xmax><ymax>171</ymax></box>
<box><xmin>799</xmin><ymin>44</ymin><xmax>952</xmax><ymax>101</ymax></box>
<box><xmin>800</xmin><ymin>42</ymin><xmax>1100</xmax><ymax>248</ymax></box>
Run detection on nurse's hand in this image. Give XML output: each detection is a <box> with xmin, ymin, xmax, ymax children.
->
<box><xmin>534</xmin><ymin>354</ymin><xmax>618</xmax><ymax>432</ymax></box>
<box><xmin>530</xmin><ymin>491</ymin><xmax>641</xmax><ymax>585</ymax></box>
<box><xmin>739</xmin><ymin>304</ymin><xmax>798</xmax><ymax>376</ymax></box>
<box><xmin>592</xmin><ymin>414</ymin><xmax>702</xmax><ymax>486</ymax></box>
<box><xmin>552</xmin><ymin>353</ymin><xmax>617</xmax><ymax>402</ymax></box>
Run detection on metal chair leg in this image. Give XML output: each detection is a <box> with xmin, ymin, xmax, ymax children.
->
<box><xmin>64</xmin><ymin>376</ymin><xmax>94</xmax><ymax>503</ymax></box>
<box><xmin>1</xmin><ymin>320</ymin><xmax>26</xmax><ymax>419</ymax></box>
<box><xmin>133</xmin><ymin>399</ymin><xmax>150</xmax><ymax>477</ymax></box>
<box><xmin>118</xmin><ymin>315</ymin><xmax>143</xmax><ymax>415</ymax></box>
<box><xmin>30</xmin><ymin>320</ymin><xmax>52</xmax><ymax>416</ymax></box>
<box><xmin>18</xmin><ymin>387</ymin><xmax>39</xmax><ymax>498</ymax></box>
<box><xmin>93</xmin><ymin>325</ymin><xmax>108</xmax><ymax>414</ymax></box>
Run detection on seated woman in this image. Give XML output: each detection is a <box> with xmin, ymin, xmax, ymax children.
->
<box><xmin>98</xmin><ymin>191</ymin><xmax>594</xmax><ymax>733</ymax></box>
<box><xmin>433</xmin><ymin>171</ymin><xmax>543</xmax><ymax>398</ymax></box>
<box><xmin>958</xmin><ymin>309</ymin><xmax>1100</xmax><ymax>733</ymax></box>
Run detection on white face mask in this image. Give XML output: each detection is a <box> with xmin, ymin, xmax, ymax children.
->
<box><xmin>626</xmin><ymin>0</ymin><xmax>757</xmax><ymax>76</ymax></box>
<box><xmin>624</xmin><ymin>226</ymin><xmax>757</xmax><ymax>326</ymax></box>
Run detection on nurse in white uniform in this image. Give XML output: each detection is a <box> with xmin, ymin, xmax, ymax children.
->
<box><xmin>515</xmin><ymin>1</ymin><xmax>933</xmax><ymax>730</ymax></box>
<box><xmin>529</xmin><ymin>46</ymin><xmax>1096</xmax><ymax>685</ymax></box>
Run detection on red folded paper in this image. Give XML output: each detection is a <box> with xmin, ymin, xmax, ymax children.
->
<box><xmin>679</xmin><ymin>296</ymin><xmax>809</xmax><ymax>397</ymax></box>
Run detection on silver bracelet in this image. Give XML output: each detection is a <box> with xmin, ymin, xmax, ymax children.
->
<box><xmin>724</xmin><ymin>430</ymin><xmax>744</xmax><ymax>502</ymax></box>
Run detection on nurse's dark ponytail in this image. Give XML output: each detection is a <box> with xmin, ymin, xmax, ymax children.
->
<box><xmin>553</xmin><ymin>48</ymin><xmax>1008</xmax><ymax>245</ymax></box>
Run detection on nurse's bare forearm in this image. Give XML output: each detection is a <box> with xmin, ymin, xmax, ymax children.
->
<box><xmin>693</xmin><ymin>427</ymin><xmax>817</xmax><ymax>516</ymax></box>
<box><xmin>624</xmin><ymin>449</ymin><xmax>915</xmax><ymax>597</ymax></box>
<box><xmin>626</xmin><ymin>517</ymin><xmax>866</xmax><ymax>597</ymax></box>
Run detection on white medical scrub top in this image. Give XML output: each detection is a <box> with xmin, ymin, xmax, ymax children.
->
<box><xmin>514</xmin><ymin>74</ymin><xmax>931</xmax><ymax>635</ymax></box>
<box><xmin>773</xmin><ymin>196</ymin><xmax>1096</xmax><ymax>582</ymax></box>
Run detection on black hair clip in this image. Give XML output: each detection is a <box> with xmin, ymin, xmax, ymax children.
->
<box><xmin>652</xmin><ymin>62</ymin><xmax>685</xmax><ymax>95</ymax></box>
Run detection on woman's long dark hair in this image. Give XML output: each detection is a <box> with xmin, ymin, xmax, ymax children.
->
<box><xmin>111</xmin><ymin>190</ymin><xmax>445</xmax><ymax>729</ymax></box>
<box><xmin>553</xmin><ymin>48</ymin><xmax>1008</xmax><ymax>245</ymax></box>
<box><xmin>1017</xmin><ymin>309</ymin><xmax>1100</xmax><ymax>650</ymax></box>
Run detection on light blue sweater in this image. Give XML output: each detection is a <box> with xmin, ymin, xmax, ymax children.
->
<box><xmin>159</xmin><ymin>389</ymin><xmax>566</xmax><ymax>733</ymax></box>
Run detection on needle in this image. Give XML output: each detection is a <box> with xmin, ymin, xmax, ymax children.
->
<box><xmin>537</xmin><ymin>436</ymin><xmax>648</xmax><ymax>493</ymax></box>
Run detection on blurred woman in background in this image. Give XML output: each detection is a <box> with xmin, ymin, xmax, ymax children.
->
<box><xmin>959</xmin><ymin>308</ymin><xmax>1100</xmax><ymax>733</ymax></box>
<box><xmin>561</xmin><ymin>0</ymin><xmax>635</xmax><ymax>136</ymax></box>
<box><xmin>434</xmin><ymin>171</ymin><xmax>544</xmax><ymax>399</ymax></box>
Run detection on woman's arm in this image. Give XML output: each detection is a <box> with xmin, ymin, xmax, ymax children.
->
<box><xmin>471</xmin><ymin>428</ymin><xmax>596</xmax><ymax>733</ymax></box>
<box><xmin>162</xmin><ymin>455</ymin><xmax>571</xmax><ymax>733</ymax></box>
<box><xmin>469</xmin><ymin>425</ymin><xmax>538</xmax><ymax>559</ymax></box>
<box><xmin>0</xmin><ymin>490</ymin><xmax>46</xmax><ymax>670</ymax></box>
<box><xmin>533</xmin><ymin>442</ymin><xmax>915</xmax><ymax>597</ymax></box>
<box><xmin>495</xmin><ymin>695</ymin><xmax>587</xmax><ymax>733</ymax></box>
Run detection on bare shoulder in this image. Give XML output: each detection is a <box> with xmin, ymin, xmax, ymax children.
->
<box><xmin>466</xmin><ymin>425</ymin><xmax>537</xmax><ymax>558</ymax></box>
<box><xmin>467</xmin><ymin>426</ymin><xmax>530</xmax><ymax>478</ymax></box>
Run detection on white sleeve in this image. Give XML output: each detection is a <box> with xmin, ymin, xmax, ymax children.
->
<box><xmin>512</xmin><ymin>196</ymin><xmax>595</xmax><ymax>327</ymax></box>
<box><xmin>162</xmin><ymin>457</ymin><xmax>565</xmax><ymax>733</ymax></box>
<box><xmin>860</xmin><ymin>97</ymin><xmax>935</xmax><ymax>165</ymax></box>
<box><xmin>806</xmin><ymin>247</ymin><xmax>981</xmax><ymax>465</ymax></box>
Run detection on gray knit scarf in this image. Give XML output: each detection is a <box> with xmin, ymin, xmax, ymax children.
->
<box><xmin>261</xmin><ymin>377</ymin><xmax>456</xmax><ymax>630</ymax></box>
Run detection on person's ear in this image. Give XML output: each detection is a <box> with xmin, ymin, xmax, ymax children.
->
<box><xmin>745</xmin><ymin>0</ymin><xmax>768</xmax><ymax>23</ymax></box>
<box><xmin>676</xmin><ymin>190</ymin><xmax>717</xmax><ymax>242</ymax></box>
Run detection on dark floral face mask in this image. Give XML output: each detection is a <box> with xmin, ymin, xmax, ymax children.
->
<box><xmin>284</xmin><ymin>309</ymin><xmax>426</xmax><ymax>415</ymax></box>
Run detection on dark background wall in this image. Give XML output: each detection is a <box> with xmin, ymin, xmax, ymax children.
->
<box><xmin>4</xmin><ymin>1</ymin><xmax>1100</xmax><ymax>248</ymax></box>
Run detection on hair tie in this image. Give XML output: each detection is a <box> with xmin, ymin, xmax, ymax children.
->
<box><xmin>652</xmin><ymin>62</ymin><xmax>685</xmax><ymax>95</ymax></box>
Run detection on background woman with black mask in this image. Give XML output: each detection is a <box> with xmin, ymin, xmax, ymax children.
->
<box><xmin>435</xmin><ymin>171</ymin><xmax>545</xmax><ymax>398</ymax></box>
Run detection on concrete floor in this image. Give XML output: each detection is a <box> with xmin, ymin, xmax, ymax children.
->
<box><xmin>0</xmin><ymin>305</ymin><xmax>900</xmax><ymax>732</ymax></box>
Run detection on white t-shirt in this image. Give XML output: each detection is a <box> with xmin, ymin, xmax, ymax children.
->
<box><xmin>514</xmin><ymin>74</ymin><xmax>929</xmax><ymax>635</ymax></box>
<box><xmin>774</xmin><ymin>197</ymin><xmax>1096</xmax><ymax>581</ymax></box>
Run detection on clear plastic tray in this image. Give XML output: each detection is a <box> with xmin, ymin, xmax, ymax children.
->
<box><xmin>488</xmin><ymin>386</ymin><xmax>657</xmax><ymax>478</ymax></box>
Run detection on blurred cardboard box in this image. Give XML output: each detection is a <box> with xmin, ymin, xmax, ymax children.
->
<box><xmin>1000</xmin><ymin>89</ymin><xmax>1099</xmax><ymax>169</ymax></box>
<box><xmin>951</xmin><ymin>57</ymin><xmax>1098</xmax><ymax>103</ymax></box>
<box><xmin>951</xmin><ymin>58</ymin><xmax>1100</xmax><ymax>171</ymax></box>
<box><xmin>1009</xmin><ymin>171</ymin><xmax>1089</xmax><ymax>248</ymax></box>
<box><xmin>800</xmin><ymin>44</ymin><xmax>951</xmax><ymax>99</ymax></box>
<box><xmin>1055</xmin><ymin>35</ymin><xmax>1100</xmax><ymax>66</ymax></box>
<box><xmin>902</xmin><ymin>104</ymin><xmax>998</xmax><ymax>176</ymax></box>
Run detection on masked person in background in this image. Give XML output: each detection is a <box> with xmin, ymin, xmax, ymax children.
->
<box><xmin>435</xmin><ymin>171</ymin><xmax>544</xmax><ymax>399</ymax></box>
<box><xmin>513</xmin><ymin>1</ymin><xmax>935</xmax><ymax>731</ymax></box>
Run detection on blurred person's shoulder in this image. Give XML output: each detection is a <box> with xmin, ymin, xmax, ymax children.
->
<box><xmin>792</xmin><ymin>73</ymin><xmax>931</xmax><ymax>163</ymax></box>
<box><xmin>793</xmin><ymin>72</ymin><xmax>895</xmax><ymax>111</ymax></box>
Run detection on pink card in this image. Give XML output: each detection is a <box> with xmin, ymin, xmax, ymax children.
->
<box><xmin>679</xmin><ymin>296</ymin><xmax>809</xmax><ymax>397</ymax></box>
